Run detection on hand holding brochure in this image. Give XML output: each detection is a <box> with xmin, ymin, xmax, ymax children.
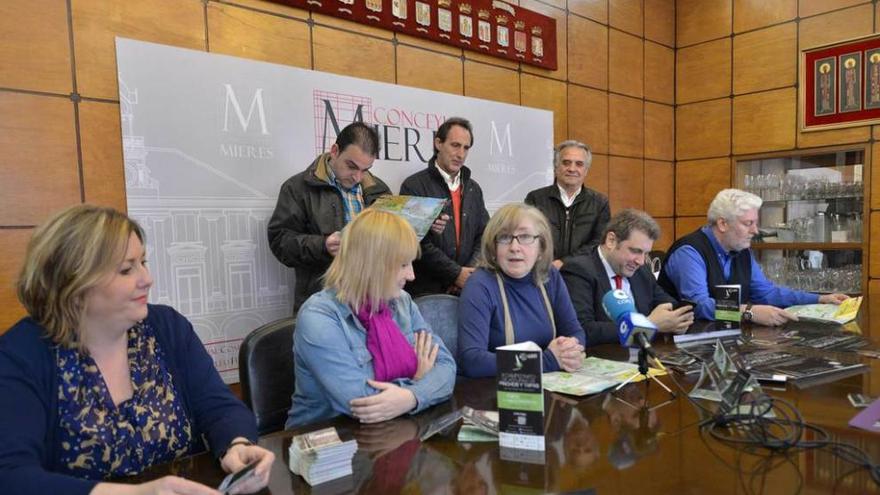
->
<box><xmin>368</xmin><ymin>195</ymin><xmax>447</xmax><ymax>240</ymax></box>
<box><xmin>786</xmin><ymin>296</ymin><xmax>863</xmax><ymax>324</ymax></box>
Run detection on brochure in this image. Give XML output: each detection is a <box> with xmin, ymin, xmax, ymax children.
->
<box><xmin>542</xmin><ymin>356</ymin><xmax>666</xmax><ymax>396</ymax></box>
<box><xmin>368</xmin><ymin>195</ymin><xmax>447</xmax><ymax>240</ymax></box>
<box><xmin>713</xmin><ymin>284</ymin><xmax>741</xmax><ymax>323</ymax></box>
<box><xmin>785</xmin><ymin>296</ymin><xmax>863</xmax><ymax>325</ymax></box>
<box><xmin>457</xmin><ymin>407</ymin><xmax>500</xmax><ymax>442</ymax></box>
<box><xmin>496</xmin><ymin>341</ymin><xmax>545</xmax><ymax>451</ymax></box>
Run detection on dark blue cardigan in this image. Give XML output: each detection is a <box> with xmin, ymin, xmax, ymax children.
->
<box><xmin>0</xmin><ymin>304</ymin><xmax>258</xmax><ymax>494</ymax></box>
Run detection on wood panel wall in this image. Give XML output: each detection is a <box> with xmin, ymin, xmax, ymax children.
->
<box><xmin>0</xmin><ymin>0</ymin><xmax>675</xmax><ymax>331</ymax></box>
<box><xmin>674</xmin><ymin>0</ymin><xmax>880</xmax><ymax>307</ymax></box>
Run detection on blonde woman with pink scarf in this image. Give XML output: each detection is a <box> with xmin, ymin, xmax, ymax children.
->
<box><xmin>286</xmin><ymin>209</ymin><xmax>456</xmax><ymax>429</ymax></box>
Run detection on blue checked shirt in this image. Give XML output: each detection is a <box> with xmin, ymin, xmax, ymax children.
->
<box><xmin>325</xmin><ymin>160</ymin><xmax>364</xmax><ymax>224</ymax></box>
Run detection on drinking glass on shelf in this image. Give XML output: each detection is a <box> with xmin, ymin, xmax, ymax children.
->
<box><xmin>848</xmin><ymin>213</ymin><xmax>862</xmax><ymax>241</ymax></box>
<box><xmin>782</xmin><ymin>174</ymin><xmax>798</xmax><ymax>200</ymax></box>
<box><xmin>827</xmin><ymin>181</ymin><xmax>841</xmax><ymax>197</ymax></box>
<box><xmin>767</xmin><ymin>174</ymin><xmax>781</xmax><ymax>201</ymax></box>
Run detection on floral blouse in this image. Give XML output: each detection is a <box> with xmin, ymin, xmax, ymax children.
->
<box><xmin>56</xmin><ymin>322</ymin><xmax>194</xmax><ymax>480</ymax></box>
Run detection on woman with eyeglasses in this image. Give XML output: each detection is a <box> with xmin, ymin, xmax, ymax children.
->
<box><xmin>458</xmin><ymin>203</ymin><xmax>586</xmax><ymax>378</ymax></box>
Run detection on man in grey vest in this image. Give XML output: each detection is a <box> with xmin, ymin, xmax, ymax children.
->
<box><xmin>659</xmin><ymin>188</ymin><xmax>848</xmax><ymax>326</ymax></box>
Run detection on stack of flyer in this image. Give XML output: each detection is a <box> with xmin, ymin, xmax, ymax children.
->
<box><xmin>288</xmin><ymin>427</ymin><xmax>357</xmax><ymax>486</ymax></box>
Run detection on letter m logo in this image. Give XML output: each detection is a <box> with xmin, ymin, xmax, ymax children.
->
<box><xmin>489</xmin><ymin>121</ymin><xmax>513</xmax><ymax>157</ymax></box>
<box><xmin>223</xmin><ymin>84</ymin><xmax>270</xmax><ymax>135</ymax></box>
<box><xmin>313</xmin><ymin>90</ymin><xmax>372</xmax><ymax>155</ymax></box>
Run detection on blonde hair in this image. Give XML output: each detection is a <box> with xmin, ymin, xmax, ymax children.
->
<box><xmin>479</xmin><ymin>203</ymin><xmax>554</xmax><ymax>284</ymax></box>
<box><xmin>324</xmin><ymin>209</ymin><xmax>419</xmax><ymax>313</ymax></box>
<box><xmin>16</xmin><ymin>205</ymin><xmax>145</xmax><ymax>347</ymax></box>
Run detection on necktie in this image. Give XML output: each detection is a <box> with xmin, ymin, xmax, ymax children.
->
<box><xmin>613</xmin><ymin>275</ymin><xmax>623</xmax><ymax>290</ymax></box>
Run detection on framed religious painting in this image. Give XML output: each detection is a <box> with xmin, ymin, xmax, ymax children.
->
<box><xmin>802</xmin><ymin>33</ymin><xmax>880</xmax><ymax>131</ymax></box>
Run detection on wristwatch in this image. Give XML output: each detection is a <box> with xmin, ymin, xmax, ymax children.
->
<box><xmin>742</xmin><ymin>303</ymin><xmax>753</xmax><ymax>323</ymax></box>
<box><xmin>221</xmin><ymin>438</ymin><xmax>254</xmax><ymax>459</ymax></box>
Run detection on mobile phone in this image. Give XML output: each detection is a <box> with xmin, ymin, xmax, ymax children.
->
<box><xmin>673</xmin><ymin>299</ymin><xmax>697</xmax><ymax>311</ymax></box>
<box><xmin>218</xmin><ymin>461</ymin><xmax>258</xmax><ymax>494</ymax></box>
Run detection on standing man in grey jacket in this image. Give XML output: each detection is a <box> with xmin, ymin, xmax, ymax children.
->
<box><xmin>400</xmin><ymin>117</ymin><xmax>490</xmax><ymax>296</ymax></box>
<box><xmin>268</xmin><ymin>122</ymin><xmax>391</xmax><ymax>312</ymax></box>
<box><xmin>525</xmin><ymin>140</ymin><xmax>610</xmax><ymax>270</ymax></box>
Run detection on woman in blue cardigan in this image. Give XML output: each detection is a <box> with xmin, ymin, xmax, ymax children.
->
<box><xmin>458</xmin><ymin>203</ymin><xmax>587</xmax><ymax>378</ymax></box>
<box><xmin>286</xmin><ymin>209</ymin><xmax>456</xmax><ymax>428</ymax></box>
<box><xmin>0</xmin><ymin>205</ymin><xmax>274</xmax><ymax>495</ymax></box>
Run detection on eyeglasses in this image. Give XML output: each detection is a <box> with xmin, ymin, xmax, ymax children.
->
<box><xmin>496</xmin><ymin>234</ymin><xmax>540</xmax><ymax>245</ymax></box>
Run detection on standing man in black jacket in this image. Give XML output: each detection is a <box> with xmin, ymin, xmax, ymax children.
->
<box><xmin>525</xmin><ymin>140</ymin><xmax>610</xmax><ymax>270</ymax></box>
<box><xmin>400</xmin><ymin>117</ymin><xmax>490</xmax><ymax>296</ymax></box>
<box><xmin>267</xmin><ymin>122</ymin><xmax>391</xmax><ymax>312</ymax></box>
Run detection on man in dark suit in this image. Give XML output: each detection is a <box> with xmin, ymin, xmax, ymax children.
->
<box><xmin>561</xmin><ymin>209</ymin><xmax>693</xmax><ymax>345</ymax></box>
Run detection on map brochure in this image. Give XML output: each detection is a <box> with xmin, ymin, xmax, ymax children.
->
<box><xmin>457</xmin><ymin>407</ymin><xmax>500</xmax><ymax>442</ymax></box>
<box><xmin>786</xmin><ymin>296</ymin><xmax>863</xmax><ymax>325</ymax></box>
<box><xmin>542</xmin><ymin>356</ymin><xmax>666</xmax><ymax>396</ymax></box>
<box><xmin>368</xmin><ymin>195</ymin><xmax>447</xmax><ymax>240</ymax></box>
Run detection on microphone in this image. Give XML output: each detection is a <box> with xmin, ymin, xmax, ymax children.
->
<box><xmin>601</xmin><ymin>289</ymin><xmax>658</xmax><ymax>356</ymax></box>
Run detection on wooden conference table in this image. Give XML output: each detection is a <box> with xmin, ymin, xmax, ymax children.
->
<box><xmin>133</xmin><ymin>299</ymin><xmax>880</xmax><ymax>494</ymax></box>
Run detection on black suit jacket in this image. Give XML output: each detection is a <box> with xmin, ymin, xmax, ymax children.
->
<box><xmin>399</xmin><ymin>160</ymin><xmax>490</xmax><ymax>297</ymax></box>
<box><xmin>561</xmin><ymin>246</ymin><xmax>676</xmax><ymax>345</ymax></box>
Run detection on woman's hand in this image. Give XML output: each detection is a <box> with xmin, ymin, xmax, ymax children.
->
<box><xmin>413</xmin><ymin>331</ymin><xmax>439</xmax><ymax>380</ymax></box>
<box><xmin>548</xmin><ymin>336</ymin><xmax>585</xmax><ymax>372</ymax></box>
<box><xmin>219</xmin><ymin>439</ymin><xmax>275</xmax><ymax>494</ymax></box>
<box><xmin>350</xmin><ymin>380</ymin><xmax>417</xmax><ymax>423</ymax></box>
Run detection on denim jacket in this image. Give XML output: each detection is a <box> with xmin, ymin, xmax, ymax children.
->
<box><xmin>286</xmin><ymin>289</ymin><xmax>456</xmax><ymax>428</ymax></box>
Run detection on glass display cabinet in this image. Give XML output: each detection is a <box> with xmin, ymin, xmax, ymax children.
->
<box><xmin>734</xmin><ymin>147</ymin><xmax>868</xmax><ymax>295</ymax></box>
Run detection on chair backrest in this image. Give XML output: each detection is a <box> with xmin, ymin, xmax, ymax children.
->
<box><xmin>238</xmin><ymin>317</ymin><xmax>295</xmax><ymax>435</ymax></box>
<box><xmin>414</xmin><ymin>294</ymin><xmax>460</xmax><ymax>358</ymax></box>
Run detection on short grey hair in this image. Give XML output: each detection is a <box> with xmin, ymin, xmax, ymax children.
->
<box><xmin>602</xmin><ymin>209</ymin><xmax>661</xmax><ymax>243</ymax></box>
<box><xmin>553</xmin><ymin>140</ymin><xmax>593</xmax><ymax>169</ymax></box>
<box><xmin>707</xmin><ymin>189</ymin><xmax>763</xmax><ymax>224</ymax></box>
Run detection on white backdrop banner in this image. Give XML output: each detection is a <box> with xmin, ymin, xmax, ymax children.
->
<box><xmin>116</xmin><ymin>38</ymin><xmax>554</xmax><ymax>381</ymax></box>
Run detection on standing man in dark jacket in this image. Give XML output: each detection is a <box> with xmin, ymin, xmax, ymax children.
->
<box><xmin>525</xmin><ymin>140</ymin><xmax>610</xmax><ymax>270</ymax></box>
<box><xmin>400</xmin><ymin>117</ymin><xmax>490</xmax><ymax>296</ymax></box>
<box><xmin>268</xmin><ymin>122</ymin><xmax>391</xmax><ymax>312</ymax></box>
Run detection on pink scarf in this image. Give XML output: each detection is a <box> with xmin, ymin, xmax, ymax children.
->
<box><xmin>356</xmin><ymin>301</ymin><xmax>418</xmax><ymax>381</ymax></box>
